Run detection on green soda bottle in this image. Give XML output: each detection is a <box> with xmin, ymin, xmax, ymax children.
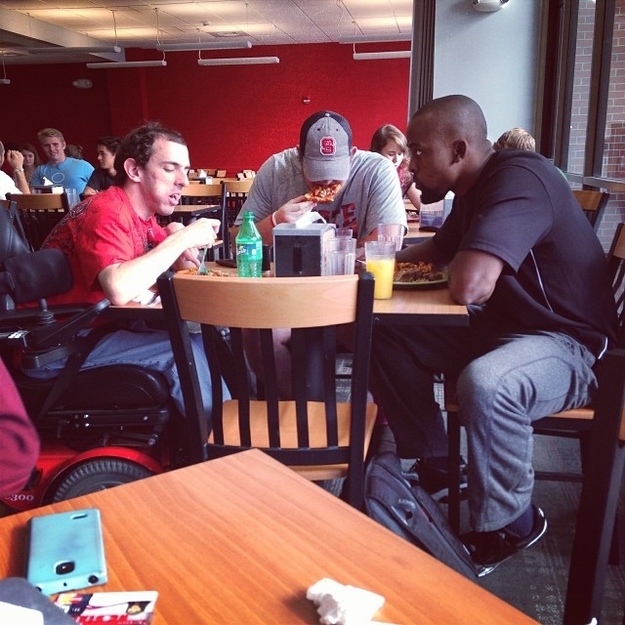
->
<box><xmin>236</xmin><ymin>211</ymin><xmax>263</xmax><ymax>277</ymax></box>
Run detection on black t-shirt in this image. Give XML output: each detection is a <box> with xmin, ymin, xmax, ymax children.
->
<box><xmin>85</xmin><ymin>168</ymin><xmax>115</xmax><ymax>192</ymax></box>
<box><xmin>434</xmin><ymin>149</ymin><xmax>617</xmax><ymax>357</ymax></box>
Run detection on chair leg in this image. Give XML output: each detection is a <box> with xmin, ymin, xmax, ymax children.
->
<box><xmin>447</xmin><ymin>410</ymin><xmax>462</xmax><ymax>533</ymax></box>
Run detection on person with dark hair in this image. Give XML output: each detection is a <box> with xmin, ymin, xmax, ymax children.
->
<box><xmin>35</xmin><ymin>122</ymin><xmax>227</xmax><ymax>417</ymax></box>
<box><xmin>83</xmin><ymin>136</ymin><xmax>122</xmax><ymax>196</ymax></box>
<box><xmin>370</xmin><ymin>124</ymin><xmax>421</xmax><ymax>211</ymax></box>
<box><xmin>0</xmin><ymin>357</ymin><xmax>39</xmax><ymax>497</ymax></box>
<box><xmin>371</xmin><ymin>95</ymin><xmax>617</xmax><ymax>574</ymax></box>
<box><xmin>234</xmin><ymin>110</ymin><xmax>406</xmax><ymax>246</ymax></box>
<box><xmin>31</xmin><ymin>128</ymin><xmax>94</xmax><ymax>193</ymax></box>
<box><xmin>18</xmin><ymin>142</ymin><xmax>42</xmax><ymax>186</ymax></box>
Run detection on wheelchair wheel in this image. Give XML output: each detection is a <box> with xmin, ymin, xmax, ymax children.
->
<box><xmin>51</xmin><ymin>458</ymin><xmax>155</xmax><ymax>502</ymax></box>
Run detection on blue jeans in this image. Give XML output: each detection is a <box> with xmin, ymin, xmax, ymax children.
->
<box><xmin>371</xmin><ymin>313</ymin><xmax>597</xmax><ymax>532</ymax></box>
<box><xmin>25</xmin><ymin>325</ymin><xmax>230</xmax><ymax>417</ymax></box>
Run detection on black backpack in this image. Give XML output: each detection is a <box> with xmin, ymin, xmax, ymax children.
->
<box><xmin>365</xmin><ymin>451</ymin><xmax>479</xmax><ymax>578</ymax></box>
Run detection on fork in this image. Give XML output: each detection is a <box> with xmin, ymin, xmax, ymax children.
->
<box><xmin>198</xmin><ymin>247</ymin><xmax>208</xmax><ymax>274</ymax></box>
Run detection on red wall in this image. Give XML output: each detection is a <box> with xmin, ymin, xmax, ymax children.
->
<box><xmin>1</xmin><ymin>43</ymin><xmax>410</xmax><ymax>174</ymax></box>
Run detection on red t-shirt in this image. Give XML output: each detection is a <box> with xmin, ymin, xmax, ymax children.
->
<box><xmin>43</xmin><ymin>186</ymin><xmax>167</xmax><ymax>304</ymax></box>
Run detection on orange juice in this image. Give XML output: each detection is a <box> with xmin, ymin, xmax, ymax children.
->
<box><xmin>366</xmin><ymin>257</ymin><xmax>395</xmax><ymax>299</ymax></box>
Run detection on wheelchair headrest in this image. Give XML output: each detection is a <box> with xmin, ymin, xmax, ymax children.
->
<box><xmin>0</xmin><ymin>248</ymin><xmax>72</xmax><ymax>304</ymax></box>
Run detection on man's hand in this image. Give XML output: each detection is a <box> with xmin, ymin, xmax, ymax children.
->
<box><xmin>171</xmin><ymin>218</ymin><xmax>221</xmax><ymax>271</ymax></box>
<box><xmin>273</xmin><ymin>196</ymin><xmax>315</xmax><ymax>225</ymax></box>
<box><xmin>6</xmin><ymin>149</ymin><xmax>24</xmax><ymax>171</ymax></box>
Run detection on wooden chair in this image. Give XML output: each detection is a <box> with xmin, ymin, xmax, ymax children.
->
<box><xmin>573</xmin><ymin>189</ymin><xmax>610</xmax><ymax>232</ymax></box>
<box><xmin>7</xmin><ymin>193</ymin><xmax>69</xmax><ymax>250</ymax></box>
<box><xmin>446</xmin><ymin>222</ymin><xmax>625</xmax><ymax>623</ymax></box>
<box><xmin>223</xmin><ymin>179</ymin><xmax>254</xmax><ymax>230</ymax></box>
<box><xmin>157</xmin><ymin>271</ymin><xmax>378</xmax><ymax>509</ymax></box>
<box><xmin>179</xmin><ymin>182</ymin><xmax>224</xmax><ymax>206</ymax></box>
<box><xmin>562</xmin><ymin>347</ymin><xmax>625</xmax><ymax>624</ymax></box>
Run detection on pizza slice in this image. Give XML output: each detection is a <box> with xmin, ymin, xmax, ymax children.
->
<box><xmin>304</xmin><ymin>182</ymin><xmax>342</xmax><ymax>204</ymax></box>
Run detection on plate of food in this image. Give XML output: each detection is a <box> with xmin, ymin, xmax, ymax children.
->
<box><xmin>393</xmin><ymin>261</ymin><xmax>448</xmax><ymax>289</ymax></box>
<box><xmin>177</xmin><ymin>267</ymin><xmax>232</xmax><ymax>277</ymax></box>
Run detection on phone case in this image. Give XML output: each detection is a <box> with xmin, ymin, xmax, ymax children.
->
<box><xmin>26</xmin><ymin>508</ymin><xmax>108</xmax><ymax>595</ymax></box>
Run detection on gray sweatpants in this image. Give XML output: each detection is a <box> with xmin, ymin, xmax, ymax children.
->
<box><xmin>371</xmin><ymin>312</ymin><xmax>597</xmax><ymax>532</ymax></box>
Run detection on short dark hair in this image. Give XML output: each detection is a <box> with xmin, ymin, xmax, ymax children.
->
<box><xmin>114</xmin><ymin>122</ymin><xmax>186</xmax><ymax>186</ymax></box>
<box><xmin>96</xmin><ymin>136</ymin><xmax>122</xmax><ymax>155</ymax></box>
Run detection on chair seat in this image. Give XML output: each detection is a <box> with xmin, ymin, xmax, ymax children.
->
<box><xmin>212</xmin><ymin>400</ymin><xmax>378</xmax><ymax>480</ymax></box>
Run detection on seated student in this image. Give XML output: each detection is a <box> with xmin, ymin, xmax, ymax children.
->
<box><xmin>34</xmin><ymin>122</ymin><xmax>228</xmax><ymax>416</ymax></box>
<box><xmin>18</xmin><ymin>142</ymin><xmax>42</xmax><ymax>186</ymax></box>
<box><xmin>0</xmin><ymin>140</ymin><xmax>30</xmax><ymax>197</ymax></box>
<box><xmin>0</xmin><ymin>357</ymin><xmax>39</xmax><ymax>497</ymax></box>
<box><xmin>371</xmin><ymin>95</ymin><xmax>617</xmax><ymax>574</ymax></box>
<box><xmin>493</xmin><ymin>127</ymin><xmax>536</xmax><ymax>151</ymax></box>
<box><xmin>83</xmin><ymin>136</ymin><xmax>121</xmax><ymax>197</ymax></box>
<box><xmin>31</xmin><ymin>128</ymin><xmax>94</xmax><ymax>193</ymax></box>
<box><xmin>370</xmin><ymin>124</ymin><xmax>422</xmax><ymax>211</ymax></box>
<box><xmin>234</xmin><ymin>110</ymin><xmax>406</xmax><ymax>247</ymax></box>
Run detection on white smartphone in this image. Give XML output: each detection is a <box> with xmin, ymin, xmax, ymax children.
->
<box><xmin>26</xmin><ymin>508</ymin><xmax>107</xmax><ymax>595</ymax></box>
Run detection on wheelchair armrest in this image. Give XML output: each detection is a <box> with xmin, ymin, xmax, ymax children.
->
<box><xmin>26</xmin><ymin>299</ymin><xmax>110</xmax><ymax>350</ymax></box>
<box><xmin>20</xmin><ymin>338</ymin><xmax>87</xmax><ymax>369</ymax></box>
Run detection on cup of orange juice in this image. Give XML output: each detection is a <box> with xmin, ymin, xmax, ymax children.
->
<box><xmin>365</xmin><ymin>240</ymin><xmax>396</xmax><ymax>299</ymax></box>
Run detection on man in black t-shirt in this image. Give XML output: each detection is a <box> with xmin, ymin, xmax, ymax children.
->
<box><xmin>372</xmin><ymin>95</ymin><xmax>617</xmax><ymax>575</ymax></box>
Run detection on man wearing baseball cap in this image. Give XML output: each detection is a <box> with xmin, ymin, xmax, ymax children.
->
<box><xmin>234</xmin><ymin>110</ymin><xmax>406</xmax><ymax>246</ymax></box>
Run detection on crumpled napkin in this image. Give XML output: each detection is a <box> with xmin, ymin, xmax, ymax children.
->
<box><xmin>306</xmin><ymin>578</ymin><xmax>385</xmax><ymax>625</ymax></box>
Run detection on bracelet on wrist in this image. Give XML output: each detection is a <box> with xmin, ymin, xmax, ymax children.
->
<box><xmin>14</xmin><ymin>168</ymin><xmax>24</xmax><ymax>173</ymax></box>
<box><xmin>271</xmin><ymin>211</ymin><xmax>278</xmax><ymax>227</ymax></box>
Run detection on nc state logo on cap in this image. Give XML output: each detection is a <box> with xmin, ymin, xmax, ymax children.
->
<box><xmin>319</xmin><ymin>136</ymin><xmax>336</xmax><ymax>156</ymax></box>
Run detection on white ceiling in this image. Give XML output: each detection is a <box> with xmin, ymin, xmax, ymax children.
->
<box><xmin>0</xmin><ymin>0</ymin><xmax>413</xmax><ymax>65</ymax></box>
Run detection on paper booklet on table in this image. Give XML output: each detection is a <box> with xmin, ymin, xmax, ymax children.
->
<box><xmin>55</xmin><ymin>591</ymin><xmax>158</xmax><ymax>625</ymax></box>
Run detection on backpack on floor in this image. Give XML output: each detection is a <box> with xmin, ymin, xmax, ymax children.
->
<box><xmin>364</xmin><ymin>450</ymin><xmax>479</xmax><ymax>578</ymax></box>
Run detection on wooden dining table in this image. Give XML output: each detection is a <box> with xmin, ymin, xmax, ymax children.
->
<box><xmin>0</xmin><ymin>449</ymin><xmax>538</xmax><ymax>625</ymax></box>
<box><xmin>105</xmin><ymin>263</ymin><xmax>469</xmax><ymax>328</ymax></box>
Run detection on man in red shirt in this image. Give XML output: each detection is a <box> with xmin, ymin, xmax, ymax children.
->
<box><xmin>36</xmin><ymin>122</ymin><xmax>226</xmax><ymax>415</ymax></box>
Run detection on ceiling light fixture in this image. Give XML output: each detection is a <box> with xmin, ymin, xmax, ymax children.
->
<box><xmin>28</xmin><ymin>45</ymin><xmax>122</xmax><ymax>55</ymax></box>
<box><xmin>156</xmin><ymin>41</ymin><xmax>252</xmax><ymax>52</ymax></box>
<box><xmin>339</xmin><ymin>33</ymin><xmax>411</xmax><ymax>44</ymax></box>
<box><xmin>352</xmin><ymin>50</ymin><xmax>410</xmax><ymax>61</ymax></box>
<box><xmin>86</xmin><ymin>59</ymin><xmax>167</xmax><ymax>69</ymax></box>
<box><xmin>472</xmin><ymin>0</ymin><xmax>510</xmax><ymax>12</ymax></box>
<box><xmin>197</xmin><ymin>56</ymin><xmax>279</xmax><ymax>66</ymax></box>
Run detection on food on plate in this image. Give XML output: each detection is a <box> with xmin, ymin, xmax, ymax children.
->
<box><xmin>394</xmin><ymin>261</ymin><xmax>446</xmax><ymax>283</ymax></box>
<box><xmin>305</xmin><ymin>182</ymin><xmax>342</xmax><ymax>204</ymax></box>
<box><xmin>178</xmin><ymin>268</ymin><xmax>230</xmax><ymax>277</ymax></box>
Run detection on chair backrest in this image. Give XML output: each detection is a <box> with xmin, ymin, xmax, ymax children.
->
<box><xmin>222</xmin><ymin>179</ymin><xmax>253</xmax><ymax>228</ymax></box>
<box><xmin>158</xmin><ymin>271</ymin><xmax>376</xmax><ymax>502</ymax></box>
<box><xmin>179</xmin><ymin>183</ymin><xmax>224</xmax><ymax>205</ymax></box>
<box><xmin>573</xmin><ymin>189</ymin><xmax>610</xmax><ymax>232</ymax></box>
<box><xmin>7</xmin><ymin>193</ymin><xmax>69</xmax><ymax>250</ymax></box>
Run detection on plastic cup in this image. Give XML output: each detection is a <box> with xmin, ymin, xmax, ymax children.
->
<box><xmin>336</xmin><ymin>228</ymin><xmax>353</xmax><ymax>239</ymax></box>
<box><xmin>325</xmin><ymin>237</ymin><xmax>356</xmax><ymax>275</ymax></box>
<box><xmin>365</xmin><ymin>240</ymin><xmax>396</xmax><ymax>299</ymax></box>
<box><xmin>377</xmin><ymin>223</ymin><xmax>404</xmax><ymax>251</ymax></box>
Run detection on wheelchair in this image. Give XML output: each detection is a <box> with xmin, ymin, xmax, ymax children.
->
<box><xmin>0</xmin><ymin>208</ymin><xmax>185</xmax><ymax>515</ymax></box>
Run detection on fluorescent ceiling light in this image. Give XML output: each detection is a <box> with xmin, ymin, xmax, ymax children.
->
<box><xmin>0</xmin><ymin>78</ymin><xmax>10</xmax><ymax>85</ymax></box>
<box><xmin>198</xmin><ymin>56</ymin><xmax>279</xmax><ymax>66</ymax></box>
<box><xmin>353</xmin><ymin>51</ymin><xmax>411</xmax><ymax>61</ymax></box>
<box><xmin>86</xmin><ymin>60</ymin><xmax>167</xmax><ymax>69</ymax></box>
<box><xmin>339</xmin><ymin>34</ymin><xmax>411</xmax><ymax>44</ymax></box>
<box><xmin>28</xmin><ymin>46</ymin><xmax>122</xmax><ymax>54</ymax></box>
<box><xmin>156</xmin><ymin>41</ymin><xmax>252</xmax><ymax>52</ymax></box>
